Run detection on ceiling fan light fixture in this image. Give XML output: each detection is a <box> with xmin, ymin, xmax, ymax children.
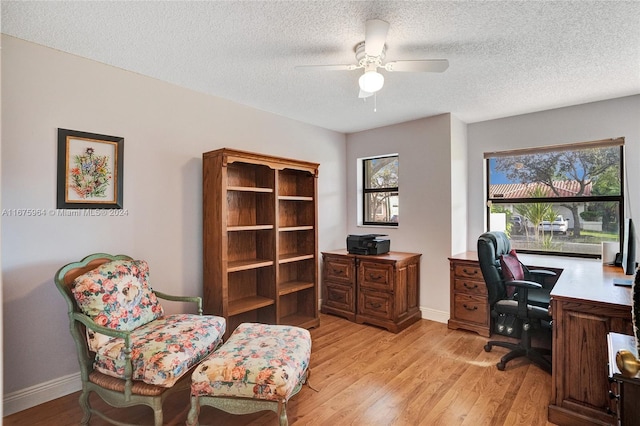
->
<box><xmin>359</xmin><ymin>70</ymin><xmax>384</xmax><ymax>93</ymax></box>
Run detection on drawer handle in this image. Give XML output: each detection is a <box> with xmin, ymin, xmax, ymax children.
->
<box><xmin>463</xmin><ymin>304</ymin><xmax>478</xmax><ymax>311</ymax></box>
<box><xmin>367</xmin><ymin>302</ymin><xmax>382</xmax><ymax>309</ymax></box>
<box><xmin>463</xmin><ymin>268</ymin><xmax>478</xmax><ymax>275</ymax></box>
<box><xmin>369</xmin><ymin>273</ymin><xmax>383</xmax><ymax>280</ymax></box>
<box><xmin>332</xmin><ymin>269</ymin><xmax>344</xmax><ymax>275</ymax></box>
<box><xmin>463</xmin><ymin>282</ymin><xmax>478</xmax><ymax>290</ymax></box>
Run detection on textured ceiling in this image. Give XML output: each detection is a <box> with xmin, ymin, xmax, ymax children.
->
<box><xmin>2</xmin><ymin>1</ymin><xmax>640</xmax><ymax>133</ymax></box>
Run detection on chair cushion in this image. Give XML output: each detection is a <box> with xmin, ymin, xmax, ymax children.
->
<box><xmin>92</xmin><ymin>313</ymin><xmax>226</xmax><ymax>387</ymax></box>
<box><xmin>500</xmin><ymin>249</ymin><xmax>524</xmax><ymax>297</ymax></box>
<box><xmin>191</xmin><ymin>323</ymin><xmax>311</xmax><ymax>401</ymax></box>
<box><xmin>72</xmin><ymin>259</ymin><xmax>164</xmax><ymax>331</ymax></box>
<box><xmin>495</xmin><ymin>299</ymin><xmax>550</xmax><ymax>321</ymax></box>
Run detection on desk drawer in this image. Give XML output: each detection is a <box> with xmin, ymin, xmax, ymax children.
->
<box><xmin>454</xmin><ymin>264</ymin><xmax>482</xmax><ymax>280</ymax></box>
<box><xmin>454</xmin><ymin>279</ymin><xmax>487</xmax><ymax>296</ymax></box>
<box><xmin>323</xmin><ymin>256</ymin><xmax>354</xmax><ymax>283</ymax></box>
<box><xmin>359</xmin><ymin>261</ymin><xmax>393</xmax><ymax>292</ymax></box>
<box><xmin>453</xmin><ymin>294</ymin><xmax>488</xmax><ymax>325</ymax></box>
<box><xmin>358</xmin><ymin>289</ymin><xmax>393</xmax><ymax>320</ymax></box>
<box><xmin>324</xmin><ymin>281</ymin><xmax>354</xmax><ymax>312</ymax></box>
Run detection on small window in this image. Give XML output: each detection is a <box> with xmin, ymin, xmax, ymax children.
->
<box><xmin>363</xmin><ymin>155</ymin><xmax>398</xmax><ymax>226</ymax></box>
<box><xmin>485</xmin><ymin>138</ymin><xmax>624</xmax><ymax>257</ymax></box>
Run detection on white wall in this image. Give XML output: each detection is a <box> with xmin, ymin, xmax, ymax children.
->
<box><xmin>450</xmin><ymin>115</ymin><xmax>468</xmax><ymax>256</ymax></box>
<box><xmin>346</xmin><ymin>114</ymin><xmax>459</xmax><ymax>322</ymax></box>
<box><xmin>1</xmin><ymin>35</ymin><xmax>347</xmax><ymax>411</ymax></box>
<box><xmin>467</xmin><ymin>95</ymin><xmax>640</xmax><ymax>249</ymax></box>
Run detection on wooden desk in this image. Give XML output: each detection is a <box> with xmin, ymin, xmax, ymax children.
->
<box><xmin>539</xmin><ymin>254</ymin><xmax>633</xmax><ymax>426</ymax></box>
<box><xmin>448</xmin><ymin>252</ymin><xmax>634</xmax><ymax>426</ymax></box>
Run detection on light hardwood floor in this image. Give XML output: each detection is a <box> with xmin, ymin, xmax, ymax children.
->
<box><xmin>4</xmin><ymin>314</ymin><xmax>556</xmax><ymax>425</ymax></box>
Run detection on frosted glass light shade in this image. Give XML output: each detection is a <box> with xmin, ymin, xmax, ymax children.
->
<box><xmin>359</xmin><ymin>70</ymin><xmax>384</xmax><ymax>93</ymax></box>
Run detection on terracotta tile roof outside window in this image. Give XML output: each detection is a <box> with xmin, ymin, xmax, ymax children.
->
<box><xmin>489</xmin><ymin>180</ymin><xmax>593</xmax><ymax>199</ymax></box>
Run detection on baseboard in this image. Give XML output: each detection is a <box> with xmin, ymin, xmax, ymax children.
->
<box><xmin>3</xmin><ymin>372</ymin><xmax>81</xmax><ymax>416</ymax></box>
<box><xmin>420</xmin><ymin>306</ymin><xmax>449</xmax><ymax>324</ymax></box>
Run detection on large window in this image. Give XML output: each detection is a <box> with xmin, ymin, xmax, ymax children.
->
<box><xmin>363</xmin><ymin>155</ymin><xmax>398</xmax><ymax>226</ymax></box>
<box><xmin>485</xmin><ymin>138</ymin><xmax>624</xmax><ymax>257</ymax></box>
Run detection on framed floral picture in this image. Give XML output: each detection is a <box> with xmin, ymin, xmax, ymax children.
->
<box><xmin>57</xmin><ymin>128</ymin><xmax>124</xmax><ymax>209</ymax></box>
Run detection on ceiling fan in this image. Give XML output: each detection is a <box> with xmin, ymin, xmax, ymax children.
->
<box><xmin>296</xmin><ymin>19</ymin><xmax>449</xmax><ymax>99</ymax></box>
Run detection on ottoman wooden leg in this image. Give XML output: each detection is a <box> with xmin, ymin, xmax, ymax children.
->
<box><xmin>278</xmin><ymin>400</ymin><xmax>288</xmax><ymax>426</ymax></box>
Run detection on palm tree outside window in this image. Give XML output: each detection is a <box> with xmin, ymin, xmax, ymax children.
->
<box><xmin>485</xmin><ymin>138</ymin><xmax>625</xmax><ymax>257</ymax></box>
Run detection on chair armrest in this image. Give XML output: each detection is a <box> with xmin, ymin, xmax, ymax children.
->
<box><xmin>528</xmin><ymin>269</ymin><xmax>556</xmax><ymax>277</ymax></box>
<box><xmin>505</xmin><ymin>279</ymin><xmax>542</xmax><ymax>289</ymax></box>
<box><xmin>71</xmin><ymin>312</ymin><xmax>135</xmax><ymax>400</ymax></box>
<box><xmin>507</xmin><ymin>280</ymin><xmax>544</xmax><ymax>318</ymax></box>
<box><xmin>155</xmin><ymin>291</ymin><xmax>203</xmax><ymax>315</ymax></box>
<box><xmin>528</xmin><ymin>269</ymin><xmax>556</xmax><ymax>289</ymax></box>
<box><xmin>72</xmin><ymin>312</ymin><xmax>131</xmax><ymax>340</ymax></box>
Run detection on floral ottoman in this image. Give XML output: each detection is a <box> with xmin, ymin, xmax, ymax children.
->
<box><xmin>186</xmin><ymin>322</ymin><xmax>312</xmax><ymax>426</ymax></box>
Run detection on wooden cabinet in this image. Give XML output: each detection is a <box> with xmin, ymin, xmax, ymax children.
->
<box><xmin>203</xmin><ymin>148</ymin><xmax>320</xmax><ymax>336</ymax></box>
<box><xmin>607</xmin><ymin>332</ymin><xmax>640</xmax><ymax>426</ymax></box>
<box><xmin>549</xmin><ymin>292</ymin><xmax>633</xmax><ymax>425</ymax></box>
<box><xmin>321</xmin><ymin>250</ymin><xmax>421</xmax><ymax>333</ymax></box>
<box><xmin>612</xmin><ymin>370</ymin><xmax>640</xmax><ymax>426</ymax></box>
<box><xmin>447</xmin><ymin>253</ymin><xmax>491</xmax><ymax>337</ymax></box>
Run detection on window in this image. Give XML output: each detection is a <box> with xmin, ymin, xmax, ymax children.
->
<box><xmin>363</xmin><ymin>155</ymin><xmax>398</xmax><ymax>226</ymax></box>
<box><xmin>485</xmin><ymin>138</ymin><xmax>624</xmax><ymax>257</ymax></box>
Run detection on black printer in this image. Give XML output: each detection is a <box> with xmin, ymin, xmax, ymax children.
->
<box><xmin>346</xmin><ymin>234</ymin><xmax>390</xmax><ymax>255</ymax></box>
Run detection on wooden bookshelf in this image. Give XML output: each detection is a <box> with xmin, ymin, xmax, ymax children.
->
<box><xmin>203</xmin><ymin>148</ymin><xmax>320</xmax><ymax>336</ymax></box>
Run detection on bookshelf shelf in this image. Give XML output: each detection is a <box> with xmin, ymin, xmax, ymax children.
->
<box><xmin>203</xmin><ymin>148</ymin><xmax>320</xmax><ymax>336</ymax></box>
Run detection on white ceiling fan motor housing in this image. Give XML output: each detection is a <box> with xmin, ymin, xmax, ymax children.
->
<box><xmin>355</xmin><ymin>41</ymin><xmax>386</xmax><ymax>68</ymax></box>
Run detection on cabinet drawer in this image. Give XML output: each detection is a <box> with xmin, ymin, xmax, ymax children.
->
<box><xmin>323</xmin><ymin>256</ymin><xmax>354</xmax><ymax>283</ymax></box>
<box><xmin>358</xmin><ymin>289</ymin><xmax>393</xmax><ymax>320</ymax></box>
<box><xmin>359</xmin><ymin>262</ymin><xmax>393</xmax><ymax>291</ymax></box>
<box><xmin>324</xmin><ymin>281</ymin><xmax>354</xmax><ymax>312</ymax></box>
<box><xmin>453</xmin><ymin>294</ymin><xmax>488</xmax><ymax>325</ymax></box>
<box><xmin>453</xmin><ymin>278</ymin><xmax>487</xmax><ymax>296</ymax></box>
<box><xmin>454</xmin><ymin>264</ymin><xmax>482</xmax><ymax>280</ymax></box>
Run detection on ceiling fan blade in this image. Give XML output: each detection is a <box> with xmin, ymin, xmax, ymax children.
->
<box><xmin>295</xmin><ymin>64</ymin><xmax>358</xmax><ymax>71</ymax></box>
<box><xmin>384</xmin><ymin>59</ymin><xmax>449</xmax><ymax>73</ymax></box>
<box><xmin>365</xmin><ymin>19</ymin><xmax>389</xmax><ymax>56</ymax></box>
<box><xmin>359</xmin><ymin>89</ymin><xmax>373</xmax><ymax>99</ymax></box>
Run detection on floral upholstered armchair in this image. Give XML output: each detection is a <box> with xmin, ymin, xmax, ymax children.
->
<box><xmin>54</xmin><ymin>253</ymin><xmax>226</xmax><ymax>426</ymax></box>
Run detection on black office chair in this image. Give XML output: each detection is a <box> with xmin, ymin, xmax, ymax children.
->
<box><xmin>477</xmin><ymin>231</ymin><xmax>552</xmax><ymax>373</ymax></box>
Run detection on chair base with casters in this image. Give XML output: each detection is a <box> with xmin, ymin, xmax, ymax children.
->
<box><xmin>484</xmin><ymin>320</ymin><xmax>552</xmax><ymax>373</ymax></box>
